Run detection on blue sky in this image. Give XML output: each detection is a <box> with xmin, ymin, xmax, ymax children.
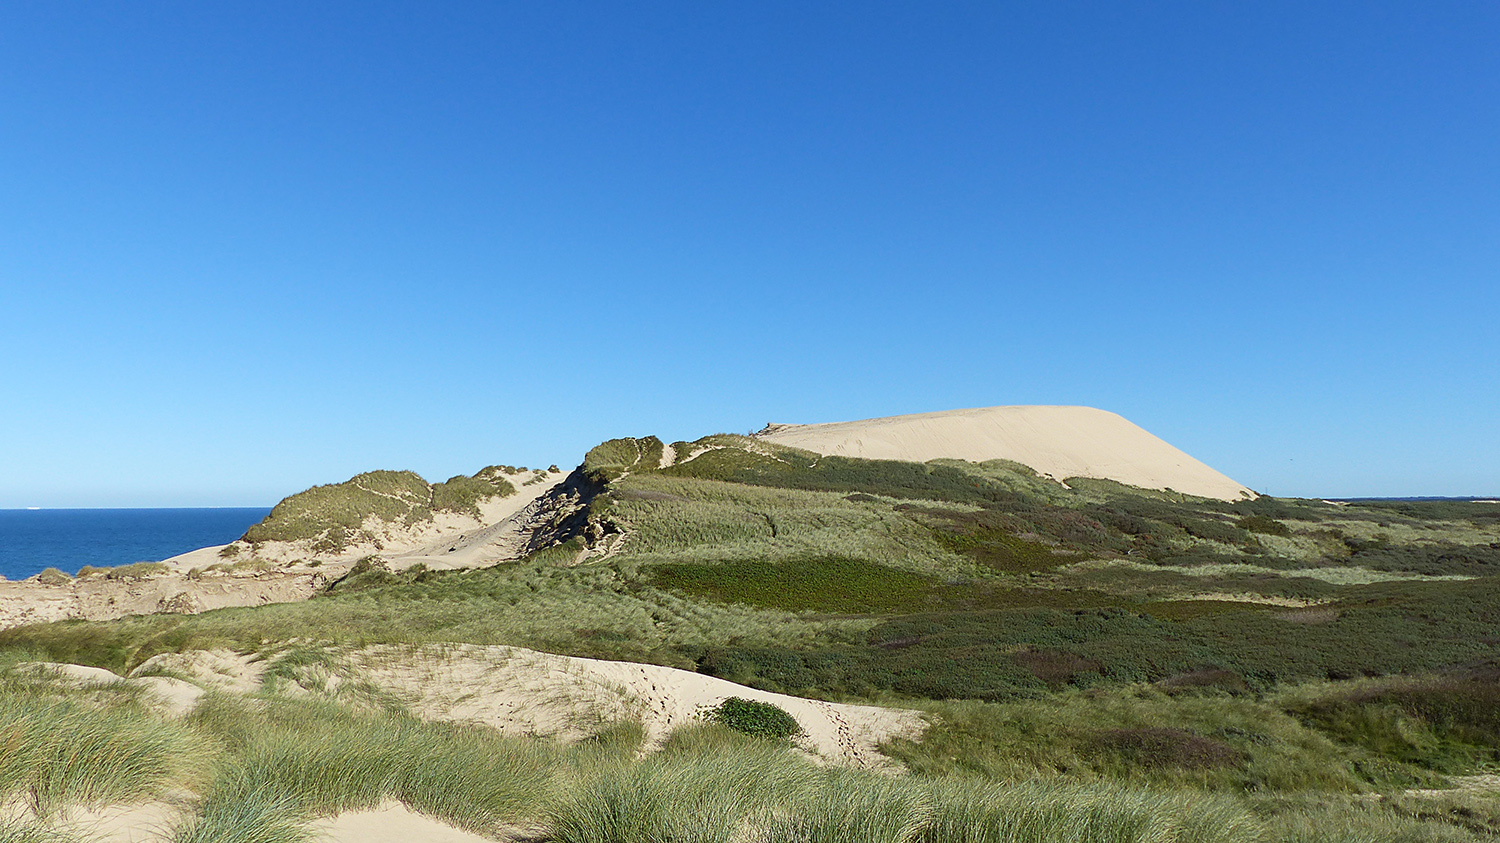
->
<box><xmin>2</xmin><ymin>2</ymin><xmax>1496</xmax><ymax>506</ymax></box>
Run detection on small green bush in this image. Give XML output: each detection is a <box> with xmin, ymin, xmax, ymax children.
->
<box><xmin>706</xmin><ymin>697</ymin><xmax>803</xmax><ymax>739</ymax></box>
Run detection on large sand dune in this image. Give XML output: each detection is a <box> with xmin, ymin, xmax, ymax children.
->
<box><xmin>756</xmin><ymin>405</ymin><xmax>1253</xmax><ymax>501</ymax></box>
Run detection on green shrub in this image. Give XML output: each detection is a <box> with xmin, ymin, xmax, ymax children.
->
<box><xmin>706</xmin><ymin>697</ymin><xmax>803</xmax><ymax>739</ymax></box>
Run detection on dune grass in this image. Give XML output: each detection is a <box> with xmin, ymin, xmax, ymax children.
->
<box><xmin>0</xmin><ymin>685</ymin><xmax>210</xmax><ymax>817</ymax></box>
<box><xmin>548</xmin><ymin>724</ymin><xmax>816</xmax><ymax>843</ymax></box>
<box><xmin>5</xmin><ymin>653</ymin><xmax>1499</xmax><ymax>842</ymax></box>
<box><xmin>916</xmin><ymin>779</ymin><xmax>1265</xmax><ymax>843</ymax></box>
<box><xmin>185</xmin><ymin>694</ymin><xmax>562</xmax><ymax>834</ymax></box>
<box><xmin>0</xmin><ymin>824</ymin><xmax>79</xmax><ymax>843</ymax></box>
<box><xmin>171</xmin><ymin>778</ymin><xmax>311</xmax><ymax>843</ymax></box>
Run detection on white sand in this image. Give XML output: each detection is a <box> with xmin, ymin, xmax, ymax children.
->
<box><xmin>311</xmin><ymin>802</ymin><xmax>508</xmax><ymax>843</ymax></box>
<box><xmin>756</xmin><ymin>405</ymin><xmax>1253</xmax><ymax>501</ymax></box>
<box><xmin>48</xmin><ymin>799</ymin><xmax>515</xmax><ymax>843</ymax></box>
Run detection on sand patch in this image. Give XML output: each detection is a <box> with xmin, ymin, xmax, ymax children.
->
<box><xmin>311</xmin><ymin>801</ymin><xmax>526</xmax><ymax>843</ymax></box>
<box><xmin>756</xmin><ymin>406</ymin><xmax>1253</xmax><ymax>501</ymax></box>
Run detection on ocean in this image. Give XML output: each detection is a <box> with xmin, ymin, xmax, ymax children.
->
<box><xmin>0</xmin><ymin>508</ymin><xmax>271</xmax><ymax>581</ymax></box>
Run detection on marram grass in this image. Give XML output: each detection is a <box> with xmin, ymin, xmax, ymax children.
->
<box><xmin>0</xmin><ymin>691</ymin><xmax>210</xmax><ymax>818</ymax></box>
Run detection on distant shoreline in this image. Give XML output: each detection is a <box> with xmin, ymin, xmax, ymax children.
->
<box><xmin>1323</xmin><ymin>496</ymin><xmax>1500</xmax><ymax>503</ymax></box>
<box><xmin>0</xmin><ymin>507</ymin><xmax>271</xmax><ymax>581</ymax></box>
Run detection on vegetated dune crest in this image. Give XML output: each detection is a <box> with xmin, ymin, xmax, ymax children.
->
<box><xmin>756</xmin><ymin>405</ymin><xmax>1255</xmax><ymax>502</ymax></box>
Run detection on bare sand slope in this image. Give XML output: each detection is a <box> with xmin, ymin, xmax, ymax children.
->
<box><xmin>757</xmin><ymin>405</ymin><xmax>1253</xmax><ymax>501</ymax></box>
<box><xmin>353</xmin><ymin>644</ymin><xmax>924</xmax><ymax>771</ymax></box>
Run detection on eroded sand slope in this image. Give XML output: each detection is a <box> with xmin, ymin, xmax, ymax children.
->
<box><xmin>757</xmin><ymin>405</ymin><xmax>1253</xmax><ymax>501</ymax></box>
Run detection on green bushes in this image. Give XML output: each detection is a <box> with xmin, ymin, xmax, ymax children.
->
<box><xmin>706</xmin><ymin>697</ymin><xmax>803</xmax><ymax>739</ymax></box>
<box><xmin>1280</xmin><ymin>668</ymin><xmax>1500</xmax><ymax>774</ymax></box>
<box><xmin>1238</xmin><ymin>516</ymin><xmax>1291</xmax><ymax>537</ymax></box>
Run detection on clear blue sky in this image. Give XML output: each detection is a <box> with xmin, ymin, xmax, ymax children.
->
<box><xmin>2</xmin><ymin>2</ymin><xmax>1496</xmax><ymax>506</ymax></box>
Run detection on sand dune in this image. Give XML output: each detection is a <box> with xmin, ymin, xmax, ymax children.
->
<box><xmin>349</xmin><ymin>643</ymin><xmax>924</xmax><ymax>771</ymax></box>
<box><xmin>756</xmin><ymin>405</ymin><xmax>1253</xmax><ymax>501</ymax></box>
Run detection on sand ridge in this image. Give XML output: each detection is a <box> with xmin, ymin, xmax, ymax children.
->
<box><xmin>756</xmin><ymin>405</ymin><xmax>1254</xmax><ymax>501</ymax></box>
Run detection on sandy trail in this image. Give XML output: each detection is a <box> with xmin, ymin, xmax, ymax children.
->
<box><xmin>756</xmin><ymin>405</ymin><xmax>1253</xmax><ymax>501</ymax></box>
<box><xmin>352</xmin><ymin>643</ymin><xmax>924</xmax><ymax>770</ymax></box>
<box><xmin>48</xmin><ymin>799</ymin><xmax>520</xmax><ymax>843</ymax></box>
<box><xmin>30</xmin><ymin>644</ymin><xmax>924</xmax><ymax>772</ymax></box>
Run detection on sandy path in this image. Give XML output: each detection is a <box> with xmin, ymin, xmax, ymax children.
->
<box><xmin>756</xmin><ymin>405</ymin><xmax>1253</xmax><ymax>501</ymax></box>
<box><xmin>353</xmin><ymin>643</ymin><xmax>924</xmax><ymax>770</ymax></box>
<box><xmin>26</xmin><ymin>645</ymin><xmax>923</xmax><ymax>773</ymax></box>
<box><xmin>49</xmin><ymin>800</ymin><xmax>518</xmax><ymax>843</ymax></box>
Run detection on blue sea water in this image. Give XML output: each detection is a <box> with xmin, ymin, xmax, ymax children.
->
<box><xmin>0</xmin><ymin>508</ymin><xmax>271</xmax><ymax>581</ymax></box>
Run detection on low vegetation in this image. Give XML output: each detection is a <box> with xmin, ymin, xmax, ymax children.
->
<box><xmin>706</xmin><ymin>697</ymin><xmax>804</xmax><ymax>739</ymax></box>
<box><xmin>3</xmin><ymin>434</ymin><xmax>1499</xmax><ymax>839</ymax></box>
<box><xmin>2</xmin><ymin>668</ymin><xmax>1495</xmax><ymax>842</ymax></box>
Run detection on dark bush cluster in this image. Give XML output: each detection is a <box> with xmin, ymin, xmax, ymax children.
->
<box><xmin>706</xmin><ymin>697</ymin><xmax>803</xmax><ymax>739</ymax></box>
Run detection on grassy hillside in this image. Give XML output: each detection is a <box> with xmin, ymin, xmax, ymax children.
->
<box><xmin>3</xmin><ymin>432</ymin><xmax>1499</xmax><ymax>839</ymax></box>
